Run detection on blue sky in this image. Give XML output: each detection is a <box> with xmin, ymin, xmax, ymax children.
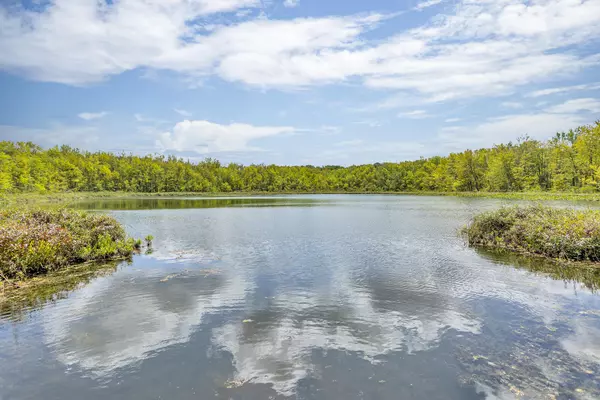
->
<box><xmin>0</xmin><ymin>0</ymin><xmax>599</xmax><ymax>165</ymax></box>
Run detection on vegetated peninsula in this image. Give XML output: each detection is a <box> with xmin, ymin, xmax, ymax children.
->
<box><xmin>0</xmin><ymin>209</ymin><xmax>142</xmax><ymax>285</ymax></box>
<box><xmin>0</xmin><ymin>122</ymin><xmax>599</xmax><ymax>196</ymax></box>
<box><xmin>463</xmin><ymin>205</ymin><xmax>600</xmax><ymax>264</ymax></box>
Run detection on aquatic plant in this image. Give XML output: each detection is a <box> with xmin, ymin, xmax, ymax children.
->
<box><xmin>144</xmin><ymin>235</ymin><xmax>154</xmax><ymax>247</ymax></box>
<box><xmin>0</xmin><ymin>208</ymin><xmax>139</xmax><ymax>281</ymax></box>
<box><xmin>462</xmin><ymin>205</ymin><xmax>600</xmax><ymax>262</ymax></box>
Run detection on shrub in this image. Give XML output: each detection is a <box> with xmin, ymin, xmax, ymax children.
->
<box><xmin>462</xmin><ymin>204</ymin><xmax>600</xmax><ymax>262</ymax></box>
<box><xmin>0</xmin><ymin>208</ymin><xmax>138</xmax><ymax>280</ymax></box>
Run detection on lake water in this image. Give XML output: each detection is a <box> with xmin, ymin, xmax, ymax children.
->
<box><xmin>1</xmin><ymin>195</ymin><xmax>599</xmax><ymax>399</ymax></box>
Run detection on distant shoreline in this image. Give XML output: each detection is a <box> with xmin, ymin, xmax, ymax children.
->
<box><xmin>2</xmin><ymin>191</ymin><xmax>600</xmax><ymax>206</ymax></box>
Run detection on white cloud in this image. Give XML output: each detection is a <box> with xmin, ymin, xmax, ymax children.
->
<box><xmin>134</xmin><ymin>114</ymin><xmax>170</xmax><ymax>124</ymax></box>
<box><xmin>354</xmin><ymin>120</ymin><xmax>383</xmax><ymax>127</ymax></box>
<box><xmin>1</xmin><ymin>0</ymin><xmax>598</xmax><ymax>104</ymax></box>
<box><xmin>235</xmin><ymin>9</ymin><xmax>253</xmax><ymax>18</ymax></box>
<box><xmin>78</xmin><ymin>111</ymin><xmax>108</xmax><ymax>120</ymax></box>
<box><xmin>283</xmin><ymin>0</ymin><xmax>299</xmax><ymax>8</ymax></box>
<box><xmin>0</xmin><ymin>0</ymin><xmax>261</xmax><ymax>84</ymax></box>
<box><xmin>365</xmin><ymin>52</ymin><xmax>595</xmax><ymax>102</ymax></box>
<box><xmin>362</xmin><ymin>0</ymin><xmax>600</xmax><ymax>101</ymax></box>
<box><xmin>414</xmin><ymin>0</ymin><xmax>445</xmax><ymax>11</ymax></box>
<box><xmin>500</xmin><ymin>102</ymin><xmax>522</xmax><ymax>109</ymax></box>
<box><xmin>0</xmin><ymin>124</ymin><xmax>101</xmax><ymax>149</ymax></box>
<box><xmin>445</xmin><ymin>118</ymin><xmax>461</xmax><ymax>123</ymax></box>
<box><xmin>157</xmin><ymin>119</ymin><xmax>295</xmax><ymax>153</ymax></box>
<box><xmin>173</xmin><ymin>108</ymin><xmax>192</xmax><ymax>117</ymax></box>
<box><xmin>319</xmin><ymin>125</ymin><xmax>342</xmax><ymax>135</ymax></box>
<box><xmin>545</xmin><ymin>98</ymin><xmax>600</xmax><ymax>114</ymax></box>
<box><xmin>525</xmin><ymin>82</ymin><xmax>600</xmax><ymax>98</ymax></box>
<box><xmin>399</xmin><ymin>110</ymin><xmax>430</xmax><ymax>119</ymax></box>
<box><xmin>0</xmin><ymin>3</ymin><xmax>382</xmax><ymax>86</ymax></box>
<box><xmin>207</xmin><ymin>15</ymin><xmax>383</xmax><ymax>87</ymax></box>
<box><xmin>438</xmin><ymin>112</ymin><xmax>589</xmax><ymax>151</ymax></box>
<box><xmin>424</xmin><ymin>0</ymin><xmax>600</xmax><ymax>39</ymax></box>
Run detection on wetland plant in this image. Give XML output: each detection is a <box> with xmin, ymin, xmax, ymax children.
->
<box><xmin>144</xmin><ymin>235</ymin><xmax>154</xmax><ymax>247</ymax></box>
<box><xmin>462</xmin><ymin>204</ymin><xmax>600</xmax><ymax>262</ymax></box>
<box><xmin>0</xmin><ymin>208</ymin><xmax>140</xmax><ymax>281</ymax></box>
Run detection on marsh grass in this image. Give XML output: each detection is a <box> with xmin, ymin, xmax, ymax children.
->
<box><xmin>0</xmin><ymin>208</ymin><xmax>139</xmax><ymax>281</ymax></box>
<box><xmin>462</xmin><ymin>204</ymin><xmax>600</xmax><ymax>262</ymax></box>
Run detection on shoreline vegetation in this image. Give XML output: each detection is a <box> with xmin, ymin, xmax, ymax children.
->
<box><xmin>463</xmin><ymin>205</ymin><xmax>600</xmax><ymax>264</ymax></box>
<box><xmin>2</xmin><ymin>190</ymin><xmax>600</xmax><ymax>207</ymax></box>
<box><xmin>0</xmin><ymin>122</ymin><xmax>599</xmax><ymax>196</ymax></box>
<box><xmin>0</xmin><ymin>209</ymin><xmax>142</xmax><ymax>287</ymax></box>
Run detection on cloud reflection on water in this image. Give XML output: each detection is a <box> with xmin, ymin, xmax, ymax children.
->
<box><xmin>36</xmin><ymin>198</ymin><xmax>600</xmax><ymax>397</ymax></box>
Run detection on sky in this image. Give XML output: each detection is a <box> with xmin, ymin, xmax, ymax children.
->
<box><xmin>0</xmin><ymin>0</ymin><xmax>599</xmax><ymax>166</ymax></box>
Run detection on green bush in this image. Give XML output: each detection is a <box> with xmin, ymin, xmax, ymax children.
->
<box><xmin>462</xmin><ymin>205</ymin><xmax>600</xmax><ymax>262</ymax></box>
<box><xmin>0</xmin><ymin>208</ymin><xmax>138</xmax><ymax>280</ymax></box>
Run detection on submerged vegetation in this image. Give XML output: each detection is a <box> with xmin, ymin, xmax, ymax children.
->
<box><xmin>0</xmin><ymin>209</ymin><xmax>139</xmax><ymax>282</ymax></box>
<box><xmin>0</xmin><ymin>122</ymin><xmax>599</xmax><ymax>195</ymax></box>
<box><xmin>463</xmin><ymin>205</ymin><xmax>600</xmax><ymax>263</ymax></box>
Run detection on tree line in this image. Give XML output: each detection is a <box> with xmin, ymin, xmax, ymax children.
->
<box><xmin>1</xmin><ymin>121</ymin><xmax>599</xmax><ymax>194</ymax></box>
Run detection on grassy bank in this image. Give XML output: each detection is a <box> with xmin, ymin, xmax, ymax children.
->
<box><xmin>2</xmin><ymin>190</ymin><xmax>600</xmax><ymax>207</ymax></box>
<box><xmin>0</xmin><ymin>209</ymin><xmax>140</xmax><ymax>283</ymax></box>
<box><xmin>462</xmin><ymin>205</ymin><xmax>600</xmax><ymax>263</ymax></box>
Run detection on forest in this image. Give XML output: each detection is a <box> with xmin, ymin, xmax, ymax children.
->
<box><xmin>1</xmin><ymin>121</ymin><xmax>599</xmax><ymax>194</ymax></box>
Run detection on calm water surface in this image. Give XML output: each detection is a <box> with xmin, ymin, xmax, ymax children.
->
<box><xmin>1</xmin><ymin>195</ymin><xmax>600</xmax><ymax>399</ymax></box>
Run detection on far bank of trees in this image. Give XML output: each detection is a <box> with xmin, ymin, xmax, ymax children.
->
<box><xmin>1</xmin><ymin>122</ymin><xmax>599</xmax><ymax>194</ymax></box>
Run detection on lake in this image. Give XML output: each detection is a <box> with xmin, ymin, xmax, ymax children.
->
<box><xmin>1</xmin><ymin>195</ymin><xmax>599</xmax><ymax>399</ymax></box>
